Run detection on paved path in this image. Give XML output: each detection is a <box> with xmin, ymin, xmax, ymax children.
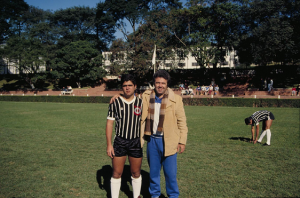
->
<box><xmin>1</xmin><ymin>81</ymin><xmax>299</xmax><ymax>99</ymax></box>
<box><xmin>1</xmin><ymin>85</ymin><xmax>298</xmax><ymax>99</ymax></box>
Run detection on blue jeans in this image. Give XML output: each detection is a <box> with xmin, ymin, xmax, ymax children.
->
<box><xmin>268</xmin><ymin>84</ymin><xmax>272</xmax><ymax>92</ymax></box>
<box><xmin>147</xmin><ymin>136</ymin><xmax>179</xmax><ymax>198</ymax></box>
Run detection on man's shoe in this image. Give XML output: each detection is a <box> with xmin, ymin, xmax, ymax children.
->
<box><xmin>263</xmin><ymin>143</ymin><xmax>270</xmax><ymax>146</ymax></box>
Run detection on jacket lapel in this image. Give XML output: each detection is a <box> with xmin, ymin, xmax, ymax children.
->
<box><xmin>167</xmin><ymin>88</ymin><xmax>176</xmax><ymax>107</ymax></box>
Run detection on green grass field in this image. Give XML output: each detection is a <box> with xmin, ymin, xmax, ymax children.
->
<box><xmin>0</xmin><ymin>101</ymin><xmax>299</xmax><ymax>198</ymax></box>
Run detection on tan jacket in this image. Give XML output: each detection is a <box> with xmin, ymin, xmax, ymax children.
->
<box><xmin>140</xmin><ymin>88</ymin><xmax>188</xmax><ymax>156</ymax></box>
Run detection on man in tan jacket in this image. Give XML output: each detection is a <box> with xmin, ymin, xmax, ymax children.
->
<box><xmin>141</xmin><ymin>70</ymin><xmax>188</xmax><ymax>198</ymax></box>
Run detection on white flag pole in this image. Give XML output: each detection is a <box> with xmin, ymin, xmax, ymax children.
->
<box><xmin>152</xmin><ymin>44</ymin><xmax>156</xmax><ymax>73</ymax></box>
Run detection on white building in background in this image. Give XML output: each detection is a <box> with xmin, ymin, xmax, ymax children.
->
<box><xmin>0</xmin><ymin>57</ymin><xmax>46</xmax><ymax>75</ymax></box>
<box><xmin>0</xmin><ymin>44</ymin><xmax>46</xmax><ymax>75</ymax></box>
<box><xmin>102</xmin><ymin>49</ymin><xmax>239</xmax><ymax>73</ymax></box>
<box><xmin>0</xmin><ymin>57</ymin><xmax>18</xmax><ymax>74</ymax></box>
<box><xmin>1</xmin><ymin>48</ymin><xmax>237</xmax><ymax>75</ymax></box>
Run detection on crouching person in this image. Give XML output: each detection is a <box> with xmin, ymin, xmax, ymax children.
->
<box><xmin>245</xmin><ymin>110</ymin><xmax>275</xmax><ymax>146</ymax></box>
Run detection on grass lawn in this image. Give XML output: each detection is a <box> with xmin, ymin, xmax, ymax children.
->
<box><xmin>0</xmin><ymin>101</ymin><xmax>299</xmax><ymax>198</ymax></box>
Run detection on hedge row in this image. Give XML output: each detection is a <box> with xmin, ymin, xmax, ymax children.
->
<box><xmin>183</xmin><ymin>98</ymin><xmax>300</xmax><ymax>108</ymax></box>
<box><xmin>0</xmin><ymin>96</ymin><xmax>299</xmax><ymax>108</ymax></box>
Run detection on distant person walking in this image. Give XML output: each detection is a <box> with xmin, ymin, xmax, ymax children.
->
<box><xmin>292</xmin><ymin>87</ymin><xmax>296</xmax><ymax>96</ymax></box>
<box><xmin>268</xmin><ymin>79</ymin><xmax>273</xmax><ymax>92</ymax></box>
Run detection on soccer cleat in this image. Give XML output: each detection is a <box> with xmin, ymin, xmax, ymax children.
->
<box><xmin>263</xmin><ymin>143</ymin><xmax>270</xmax><ymax>146</ymax></box>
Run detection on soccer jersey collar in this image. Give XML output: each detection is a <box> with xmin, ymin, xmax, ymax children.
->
<box><xmin>120</xmin><ymin>96</ymin><xmax>136</xmax><ymax>104</ymax></box>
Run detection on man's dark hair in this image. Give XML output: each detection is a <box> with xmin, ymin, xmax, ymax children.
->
<box><xmin>121</xmin><ymin>74</ymin><xmax>136</xmax><ymax>85</ymax></box>
<box><xmin>153</xmin><ymin>70</ymin><xmax>171</xmax><ymax>86</ymax></box>
<box><xmin>245</xmin><ymin>117</ymin><xmax>252</xmax><ymax>125</ymax></box>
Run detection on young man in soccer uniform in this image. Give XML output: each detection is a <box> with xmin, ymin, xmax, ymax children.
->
<box><xmin>245</xmin><ymin>110</ymin><xmax>275</xmax><ymax>146</ymax></box>
<box><xmin>106</xmin><ymin>74</ymin><xmax>143</xmax><ymax>198</ymax></box>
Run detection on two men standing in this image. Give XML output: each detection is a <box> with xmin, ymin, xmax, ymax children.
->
<box><xmin>106</xmin><ymin>70</ymin><xmax>188</xmax><ymax>198</ymax></box>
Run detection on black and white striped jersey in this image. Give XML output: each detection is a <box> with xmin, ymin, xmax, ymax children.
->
<box><xmin>107</xmin><ymin>96</ymin><xmax>142</xmax><ymax>140</ymax></box>
<box><xmin>250</xmin><ymin>110</ymin><xmax>271</xmax><ymax>125</ymax></box>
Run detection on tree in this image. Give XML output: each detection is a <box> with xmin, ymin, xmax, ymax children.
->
<box><xmin>52</xmin><ymin>6</ymin><xmax>115</xmax><ymax>50</ymax></box>
<box><xmin>3</xmin><ymin>36</ymin><xmax>46</xmax><ymax>88</ymax></box>
<box><xmin>50</xmin><ymin>40</ymin><xmax>106</xmax><ymax>88</ymax></box>
<box><xmin>238</xmin><ymin>0</ymin><xmax>297</xmax><ymax>66</ymax></box>
<box><xmin>138</xmin><ymin>8</ymin><xmax>185</xmax><ymax>71</ymax></box>
<box><xmin>170</xmin><ymin>0</ymin><xmax>242</xmax><ymax>70</ymax></box>
<box><xmin>171</xmin><ymin>4</ymin><xmax>213</xmax><ymax>68</ymax></box>
<box><xmin>288</xmin><ymin>0</ymin><xmax>300</xmax><ymax>64</ymax></box>
<box><xmin>205</xmin><ymin>0</ymin><xmax>242</xmax><ymax>68</ymax></box>
<box><xmin>21</xmin><ymin>6</ymin><xmax>57</xmax><ymax>72</ymax></box>
<box><xmin>1</xmin><ymin>6</ymin><xmax>57</xmax><ymax>88</ymax></box>
<box><xmin>97</xmin><ymin>0</ymin><xmax>182</xmax><ymax>80</ymax></box>
<box><xmin>0</xmin><ymin>0</ymin><xmax>29</xmax><ymax>43</ymax></box>
<box><xmin>108</xmin><ymin>39</ymin><xmax>129</xmax><ymax>76</ymax></box>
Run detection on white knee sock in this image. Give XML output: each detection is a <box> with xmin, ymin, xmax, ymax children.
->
<box><xmin>131</xmin><ymin>175</ymin><xmax>142</xmax><ymax>198</ymax></box>
<box><xmin>258</xmin><ymin>130</ymin><xmax>267</xmax><ymax>143</ymax></box>
<box><xmin>266</xmin><ymin>129</ymin><xmax>271</xmax><ymax>145</ymax></box>
<box><xmin>111</xmin><ymin>177</ymin><xmax>121</xmax><ymax>198</ymax></box>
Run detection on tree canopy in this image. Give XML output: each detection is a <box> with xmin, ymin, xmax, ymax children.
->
<box><xmin>50</xmin><ymin>40</ymin><xmax>106</xmax><ymax>88</ymax></box>
<box><xmin>1</xmin><ymin>0</ymin><xmax>299</xmax><ymax>89</ymax></box>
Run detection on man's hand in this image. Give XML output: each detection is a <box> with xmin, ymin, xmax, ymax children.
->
<box><xmin>109</xmin><ymin>94</ymin><xmax>121</xmax><ymax>104</ymax></box>
<box><xmin>106</xmin><ymin>145</ymin><xmax>115</xmax><ymax>158</ymax></box>
<box><xmin>177</xmin><ymin>143</ymin><xmax>185</xmax><ymax>154</ymax></box>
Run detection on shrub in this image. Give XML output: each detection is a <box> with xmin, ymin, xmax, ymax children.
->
<box><xmin>183</xmin><ymin>98</ymin><xmax>299</xmax><ymax>108</ymax></box>
<box><xmin>0</xmin><ymin>96</ymin><xmax>111</xmax><ymax>104</ymax></box>
<box><xmin>0</xmin><ymin>96</ymin><xmax>299</xmax><ymax>108</ymax></box>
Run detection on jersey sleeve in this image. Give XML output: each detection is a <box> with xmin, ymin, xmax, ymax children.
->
<box><xmin>250</xmin><ymin>115</ymin><xmax>259</xmax><ymax>126</ymax></box>
<box><xmin>107</xmin><ymin>103</ymin><xmax>115</xmax><ymax>120</ymax></box>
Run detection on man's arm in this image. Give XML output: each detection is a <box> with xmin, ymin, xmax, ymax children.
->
<box><xmin>175</xmin><ymin>96</ymin><xmax>188</xmax><ymax>153</ymax></box>
<box><xmin>106</xmin><ymin>119</ymin><xmax>115</xmax><ymax>158</ymax></box>
<box><xmin>109</xmin><ymin>94</ymin><xmax>122</xmax><ymax>104</ymax></box>
<box><xmin>255</xmin><ymin>124</ymin><xmax>260</xmax><ymax>141</ymax></box>
<box><xmin>177</xmin><ymin>144</ymin><xmax>185</xmax><ymax>154</ymax></box>
<box><xmin>253</xmin><ymin>124</ymin><xmax>259</xmax><ymax>144</ymax></box>
<box><xmin>251</xmin><ymin>125</ymin><xmax>255</xmax><ymax>142</ymax></box>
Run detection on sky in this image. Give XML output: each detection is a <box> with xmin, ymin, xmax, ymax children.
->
<box><xmin>24</xmin><ymin>0</ymin><xmax>187</xmax><ymax>12</ymax></box>
<box><xmin>24</xmin><ymin>0</ymin><xmax>104</xmax><ymax>12</ymax></box>
<box><xmin>24</xmin><ymin>0</ymin><xmax>187</xmax><ymax>39</ymax></box>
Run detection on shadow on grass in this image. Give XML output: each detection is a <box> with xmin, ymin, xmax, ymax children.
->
<box><xmin>96</xmin><ymin>165</ymin><xmax>152</xmax><ymax>198</ymax></box>
<box><xmin>229</xmin><ymin>137</ymin><xmax>252</xmax><ymax>143</ymax></box>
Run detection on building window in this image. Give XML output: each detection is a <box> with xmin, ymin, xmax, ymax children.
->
<box><xmin>178</xmin><ymin>63</ymin><xmax>185</xmax><ymax>67</ymax></box>
<box><xmin>165</xmin><ymin>63</ymin><xmax>172</xmax><ymax>67</ymax></box>
<box><xmin>177</xmin><ymin>50</ymin><xmax>185</xmax><ymax>60</ymax></box>
<box><xmin>222</xmin><ymin>61</ymin><xmax>228</xmax><ymax>65</ymax></box>
<box><xmin>192</xmin><ymin>62</ymin><xmax>199</xmax><ymax>66</ymax></box>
